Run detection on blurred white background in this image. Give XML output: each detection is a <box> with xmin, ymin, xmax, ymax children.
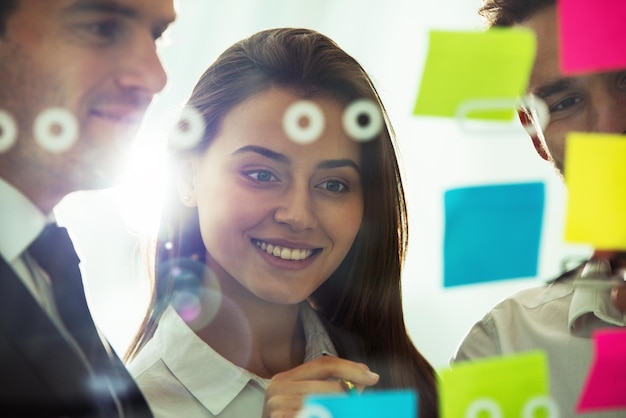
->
<box><xmin>55</xmin><ymin>0</ymin><xmax>591</xmax><ymax>369</ymax></box>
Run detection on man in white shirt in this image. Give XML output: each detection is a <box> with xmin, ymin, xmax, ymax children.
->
<box><xmin>453</xmin><ymin>1</ymin><xmax>626</xmax><ymax>417</ymax></box>
<box><xmin>0</xmin><ymin>1</ymin><xmax>175</xmax><ymax>415</ymax></box>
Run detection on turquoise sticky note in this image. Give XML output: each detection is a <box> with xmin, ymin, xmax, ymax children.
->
<box><xmin>440</xmin><ymin>351</ymin><xmax>555</xmax><ymax>418</ymax></box>
<box><xmin>443</xmin><ymin>182</ymin><xmax>544</xmax><ymax>287</ymax></box>
<box><xmin>577</xmin><ymin>329</ymin><xmax>626</xmax><ymax>413</ymax></box>
<box><xmin>558</xmin><ymin>0</ymin><xmax>626</xmax><ymax>74</ymax></box>
<box><xmin>413</xmin><ymin>28</ymin><xmax>536</xmax><ymax>120</ymax></box>
<box><xmin>301</xmin><ymin>389</ymin><xmax>417</xmax><ymax>418</ymax></box>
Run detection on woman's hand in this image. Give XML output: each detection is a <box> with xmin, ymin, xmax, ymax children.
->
<box><xmin>262</xmin><ymin>355</ymin><xmax>380</xmax><ymax>418</ymax></box>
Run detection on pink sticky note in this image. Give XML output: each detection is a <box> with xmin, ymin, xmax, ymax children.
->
<box><xmin>577</xmin><ymin>329</ymin><xmax>626</xmax><ymax>412</ymax></box>
<box><xmin>558</xmin><ymin>0</ymin><xmax>626</xmax><ymax>74</ymax></box>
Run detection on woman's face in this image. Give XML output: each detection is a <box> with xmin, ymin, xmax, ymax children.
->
<box><xmin>186</xmin><ymin>87</ymin><xmax>364</xmax><ymax>305</ymax></box>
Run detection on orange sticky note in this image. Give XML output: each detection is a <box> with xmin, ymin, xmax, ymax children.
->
<box><xmin>564</xmin><ymin>133</ymin><xmax>626</xmax><ymax>249</ymax></box>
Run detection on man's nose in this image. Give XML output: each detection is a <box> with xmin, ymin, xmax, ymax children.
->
<box><xmin>590</xmin><ymin>86</ymin><xmax>626</xmax><ymax>135</ymax></box>
<box><xmin>114</xmin><ymin>33</ymin><xmax>168</xmax><ymax>96</ymax></box>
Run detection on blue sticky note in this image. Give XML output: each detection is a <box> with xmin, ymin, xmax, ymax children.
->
<box><xmin>443</xmin><ymin>182</ymin><xmax>545</xmax><ymax>287</ymax></box>
<box><xmin>301</xmin><ymin>389</ymin><xmax>417</xmax><ymax>418</ymax></box>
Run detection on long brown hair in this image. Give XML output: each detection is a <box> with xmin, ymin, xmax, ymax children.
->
<box><xmin>126</xmin><ymin>28</ymin><xmax>438</xmax><ymax>417</ymax></box>
<box><xmin>479</xmin><ymin>0</ymin><xmax>555</xmax><ymax>27</ymax></box>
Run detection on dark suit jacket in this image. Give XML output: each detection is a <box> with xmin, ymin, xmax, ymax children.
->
<box><xmin>0</xmin><ymin>255</ymin><xmax>152</xmax><ymax>417</ymax></box>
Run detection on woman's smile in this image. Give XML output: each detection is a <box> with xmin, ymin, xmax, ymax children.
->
<box><xmin>252</xmin><ymin>238</ymin><xmax>318</xmax><ymax>261</ymax></box>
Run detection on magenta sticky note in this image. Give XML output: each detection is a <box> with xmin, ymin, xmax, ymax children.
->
<box><xmin>577</xmin><ymin>328</ymin><xmax>626</xmax><ymax>412</ymax></box>
<box><xmin>558</xmin><ymin>0</ymin><xmax>626</xmax><ymax>74</ymax></box>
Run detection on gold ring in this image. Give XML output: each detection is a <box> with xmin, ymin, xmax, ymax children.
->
<box><xmin>340</xmin><ymin>379</ymin><xmax>357</xmax><ymax>394</ymax></box>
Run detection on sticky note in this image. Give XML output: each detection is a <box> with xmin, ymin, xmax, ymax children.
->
<box><xmin>440</xmin><ymin>351</ymin><xmax>555</xmax><ymax>418</ymax></box>
<box><xmin>443</xmin><ymin>182</ymin><xmax>544</xmax><ymax>287</ymax></box>
<box><xmin>577</xmin><ymin>329</ymin><xmax>626</xmax><ymax>412</ymax></box>
<box><xmin>413</xmin><ymin>28</ymin><xmax>536</xmax><ymax>120</ymax></box>
<box><xmin>564</xmin><ymin>133</ymin><xmax>626</xmax><ymax>249</ymax></box>
<box><xmin>558</xmin><ymin>0</ymin><xmax>626</xmax><ymax>74</ymax></box>
<box><xmin>301</xmin><ymin>389</ymin><xmax>417</xmax><ymax>418</ymax></box>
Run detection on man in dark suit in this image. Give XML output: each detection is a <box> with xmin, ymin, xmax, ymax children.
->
<box><xmin>0</xmin><ymin>0</ymin><xmax>175</xmax><ymax>416</ymax></box>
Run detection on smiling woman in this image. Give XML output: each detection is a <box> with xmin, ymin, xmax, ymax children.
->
<box><xmin>124</xmin><ymin>27</ymin><xmax>439</xmax><ymax>418</ymax></box>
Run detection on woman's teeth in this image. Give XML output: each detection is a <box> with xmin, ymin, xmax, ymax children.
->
<box><xmin>254</xmin><ymin>239</ymin><xmax>314</xmax><ymax>261</ymax></box>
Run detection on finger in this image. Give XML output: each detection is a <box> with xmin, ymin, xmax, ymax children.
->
<box><xmin>272</xmin><ymin>356</ymin><xmax>379</xmax><ymax>387</ymax></box>
<box><xmin>263</xmin><ymin>381</ymin><xmax>354</xmax><ymax>418</ymax></box>
<box><xmin>611</xmin><ymin>285</ymin><xmax>626</xmax><ymax>312</ymax></box>
<box><xmin>263</xmin><ymin>393</ymin><xmax>303</xmax><ymax>418</ymax></box>
<box><xmin>266</xmin><ymin>379</ymin><xmax>340</xmax><ymax>397</ymax></box>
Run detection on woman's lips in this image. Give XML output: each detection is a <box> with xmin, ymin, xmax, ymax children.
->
<box><xmin>252</xmin><ymin>238</ymin><xmax>319</xmax><ymax>261</ymax></box>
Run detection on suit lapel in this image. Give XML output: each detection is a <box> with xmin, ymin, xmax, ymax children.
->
<box><xmin>0</xmin><ymin>255</ymin><xmax>102</xmax><ymax>414</ymax></box>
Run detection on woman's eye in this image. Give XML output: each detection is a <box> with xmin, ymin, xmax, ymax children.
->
<box><xmin>550</xmin><ymin>96</ymin><xmax>582</xmax><ymax>113</ymax></box>
<box><xmin>246</xmin><ymin>170</ymin><xmax>277</xmax><ymax>183</ymax></box>
<box><xmin>317</xmin><ymin>180</ymin><xmax>347</xmax><ymax>193</ymax></box>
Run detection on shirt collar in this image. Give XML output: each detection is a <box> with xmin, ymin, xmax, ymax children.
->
<box><xmin>301</xmin><ymin>301</ymin><xmax>338</xmax><ymax>361</ymax></box>
<box><xmin>157</xmin><ymin>301</ymin><xmax>336</xmax><ymax>415</ymax></box>
<box><xmin>568</xmin><ymin>261</ymin><xmax>626</xmax><ymax>336</ymax></box>
<box><xmin>0</xmin><ymin>178</ymin><xmax>48</xmax><ymax>262</ymax></box>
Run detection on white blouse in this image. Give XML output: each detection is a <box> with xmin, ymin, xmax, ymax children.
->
<box><xmin>129</xmin><ymin>302</ymin><xmax>337</xmax><ymax>418</ymax></box>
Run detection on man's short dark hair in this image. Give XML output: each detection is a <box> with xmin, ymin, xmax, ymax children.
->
<box><xmin>479</xmin><ymin>0</ymin><xmax>555</xmax><ymax>27</ymax></box>
<box><xmin>0</xmin><ymin>0</ymin><xmax>19</xmax><ymax>36</ymax></box>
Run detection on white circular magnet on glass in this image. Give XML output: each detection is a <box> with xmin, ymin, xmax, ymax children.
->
<box><xmin>283</xmin><ymin>100</ymin><xmax>325</xmax><ymax>144</ymax></box>
<box><xmin>0</xmin><ymin>110</ymin><xmax>18</xmax><ymax>153</ymax></box>
<box><xmin>343</xmin><ymin>98</ymin><xmax>383</xmax><ymax>142</ymax></box>
<box><xmin>170</xmin><ymin>106</ymin><xmax>206</xmax><ymax>150</ymax></box>
<box><xmin>33</xmin><ymin>107</ymin><xmax>79</xmax><ymax>153</ymax></box>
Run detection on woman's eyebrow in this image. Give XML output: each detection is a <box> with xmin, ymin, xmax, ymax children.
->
<box><xmin>232</xmin><ymin>145</ymin><xmax>289</xmax><ymax>164</ymax></box>
<box><xmin>232</xmin><ymin>146</ymin><xmax>360</xmax><ymax>173</ymax></box>
<box><xmin>317</xmin><ymin>159</ymin><xmax>360</xmax><ymax>173</ymax></box>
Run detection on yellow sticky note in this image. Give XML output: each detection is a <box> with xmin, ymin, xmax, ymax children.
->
<box><xmin>440</xmin><ymin>351</ymin><xmax>552</xmax><ymax>418</ymax></box>
<box><xmin>564</xmin><ymin>133</ymin><xmax>626</xmax><ymax>249</ymax></box>
<box><xmin>413</xmin><ymin>28</ymin><xmax>536</xmax><ymax>120</ymax></box>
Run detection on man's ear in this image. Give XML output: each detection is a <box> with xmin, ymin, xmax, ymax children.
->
<box><xmin>518</xmin><ymin>110</ymin><xmax>550</xmax><ymax>162</ymax></box>
<box><xmin>176</xmin><ymin>157</ymin><xmax>198</xmax><ymax>207</ymax></box>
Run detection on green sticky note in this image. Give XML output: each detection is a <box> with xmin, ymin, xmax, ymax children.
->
<box><xmin>440</xmin><ymin>351</ymin><xmax>552</xmax><ymax>418</ymax></box>
<box><xmin>413</xmin><ymin>28</ymin><xmax>536</xmax><ymax>120</ymax></box>
<box><xmin>564</xmin><ymin>132</ymin><xmax>626</xmax><ymax>249</ymax></box>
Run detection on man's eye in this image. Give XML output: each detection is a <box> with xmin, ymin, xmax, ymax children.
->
<box><xmin>83</xmin><ymin>20</ymin><xmax>125</xmax><ymax>42</ymax></box>
<box><xmin>246</xmin><ymin>170</ymin><xmax>277</xmax><ymax>183</ymax></box>
<box><xmin>617</xmin><ymin>72</ymin><xmax>626</xmax><ymax>90</ymax></box>
<box><xmin>318</xmin><ymin>180</ymin><xmax>347</xmax><ymax>193</ymax></box>
<box><xmin>550</xmin><ymin>96</ymin><xmax>582</xmax><ymax>112</ymax></box>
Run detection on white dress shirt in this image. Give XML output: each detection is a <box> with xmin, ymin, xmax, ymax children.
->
<box><xmin>129</xmin><ymin>302</ymin><xmax>337</xmax><ymax>418</ymax></box>
<box><xmin>453</xmin><ymin>269</ymin><xmax>626</xmax><ymax>418</ymax></box>
<box><xmin>0</xmin><ymin>178</ymin><xmax>57</xmax><ymax>315</ymax></box>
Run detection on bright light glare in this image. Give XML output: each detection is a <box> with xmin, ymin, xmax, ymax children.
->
<box><xmin>114</xmin><ymin>127</ymin><xmax>169</xmax><ymax>239</ymax></box>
